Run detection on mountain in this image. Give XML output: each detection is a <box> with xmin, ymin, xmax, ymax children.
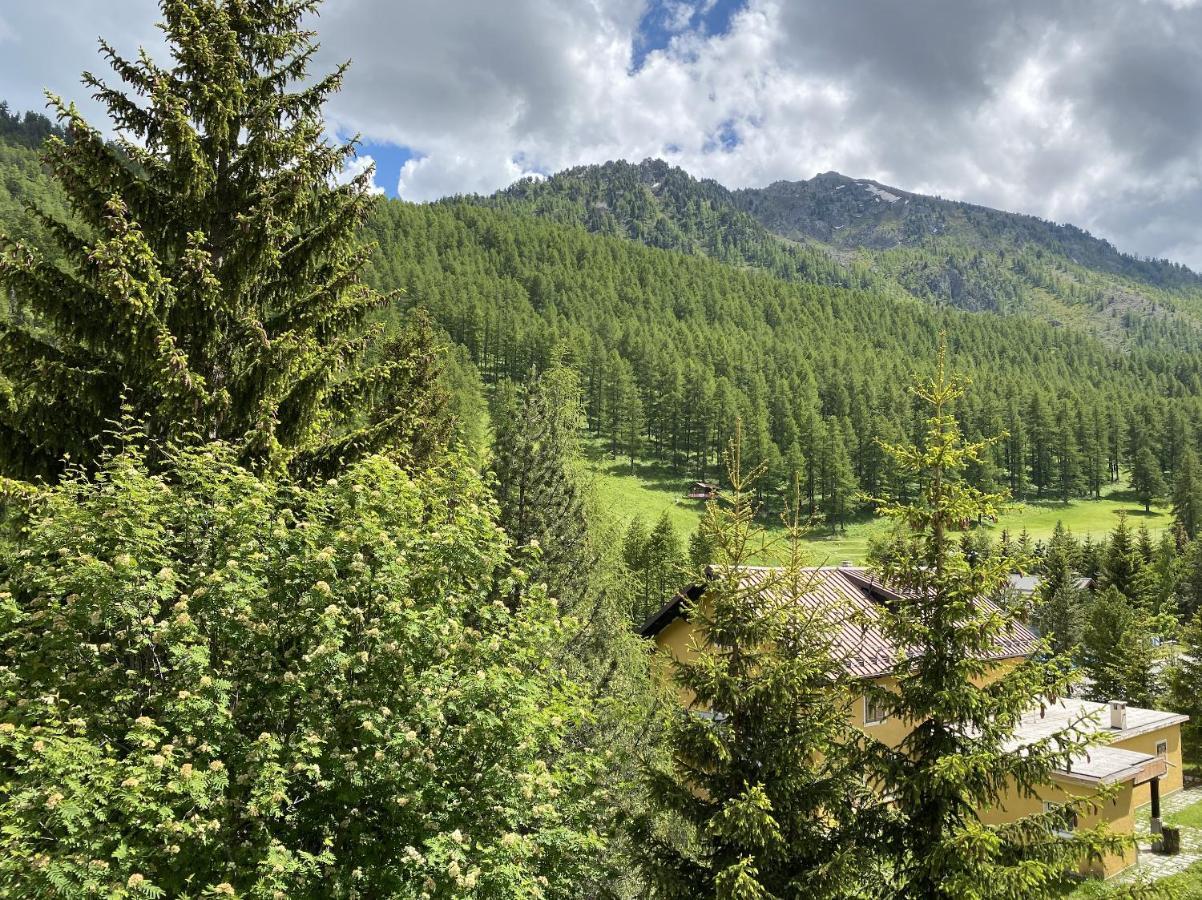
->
<box><xmin>482</xmin><ymin>159</ymin><xmax>1202</xmax><ymax>343</ymax></box>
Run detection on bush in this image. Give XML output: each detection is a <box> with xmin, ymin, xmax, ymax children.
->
<box><xmin>0</xmin><ymin>439</ymin><xmax>614</xmax><ymax>897</ymax></box>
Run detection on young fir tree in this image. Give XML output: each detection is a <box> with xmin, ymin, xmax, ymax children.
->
<box><xmin>1131</xmin><ymin>446</ymin><xmax>1167</xmax><ymax>514</ymax></box>
<box><xmin>1177</xmin><ymin>540</ymin><xmax>1202</xmax><ymax>621</ymax></box>
<box><xmin>1173</xmin><ymin>446</ymin><xmax>1202</xmax><ymax>540</ymax></box>
<box><xmin>866</xmin><ymin>351</ymin><xmax>1126</xmax><ymax>898</ymax></box>
<box><xmin>640</xmin><ymin>430</ymin><xmax>884</xmax><ymax>899</ymax></box>
<box><xmin>1032</xmin><ymin>576</ymin><xmax>1087</xmax><ymax>659</ymax></box>
<box><xmin>1098</xmin><ymin>514</ymin><xmax>1144</xmax><ymax>603</ymax></box>
<box><xmin>0</xmin><ymin>0</ymin><xmax>445</xmax><ymax>482</ymax></box>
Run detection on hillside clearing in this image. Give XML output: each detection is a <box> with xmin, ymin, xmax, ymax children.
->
<box><xmin>587</xmin><ymin>445</ymin><xmax>1173</xmax><ymax>563</ymax></box>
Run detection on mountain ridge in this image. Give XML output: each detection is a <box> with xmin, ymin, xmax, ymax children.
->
<box><xmin>479</xmin><ymin>157</ymin><xmax>1202</xmax><ymax>341</ymax></box>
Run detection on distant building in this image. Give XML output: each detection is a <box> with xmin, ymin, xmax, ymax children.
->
<box><xmin>1006</xmin><ymin>572</ymin><xmax>1093</xmax><ymax>598</ymax></box>
<box><xmin>684</xmin><ymin>481</ymin><xmax>718</xmax><ymax>501</ymax></box>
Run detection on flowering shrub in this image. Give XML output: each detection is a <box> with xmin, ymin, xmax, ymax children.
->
<box><xmin>0</xmin><ymin>442</ymin><xmax>610</xmax><ymax>897</ymax></box>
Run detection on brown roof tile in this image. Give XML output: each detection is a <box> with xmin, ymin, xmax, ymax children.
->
<box><xmin>642</xmin><ymin>565</ymin><xmax>1040</xmax><ymax>680</ymax></box>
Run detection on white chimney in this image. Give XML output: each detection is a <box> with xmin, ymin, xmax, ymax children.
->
<box><xmin>1109</xmin><ymin>700</ymin><xmax>1128</xmax><ymax>731</ymax></box>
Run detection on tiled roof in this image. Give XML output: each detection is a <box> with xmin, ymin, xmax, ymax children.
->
<box><xmin>641</xmin><ymin>565</ymin><xmax>1040</xmax><ymax>680</ymax></box>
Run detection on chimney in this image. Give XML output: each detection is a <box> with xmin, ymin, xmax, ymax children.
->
<box><xmin>1109</xmin><ymin>700</ymin><xmax>1128</xmax><ymax>731</ymax></box>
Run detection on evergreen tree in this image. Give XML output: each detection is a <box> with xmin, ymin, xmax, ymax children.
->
<box><xmin>687</xmin><ymin>525</ymin><xmax>717</xmax><ymax>573</ymax></box>
<box><xmin>1054</xmin><ymin>405</ymin><xmax>1083</xmax><ymax>501</ymax></box>
<box><xmin>641</xmin><ymin>434</ymin><xmax>882</xmax><ymax>898</ymax></box>
<box><xmin>1131</xmin><ymin>446</ymin><xmax>1167</xmax><ymax>513</ymax></box>
<box><xmin>490</xmin><ymin>367</ymin><xmax>591</xmax><ymax>608</ymax></box>
<box><xmin>1176</xmin><ymin>539</ymin><xmax>1202</xmax><ymax>621</ymax></box>
<box><xmin>624</xmin><ymin>512</ymin><xmax>684</xmax><ymax>623</ymax></box>
<box><xmin>0</xmin><ymin>0</ymin><xmax>444</xmax><ymax>481</ymax></box>
<box><xmin>1079</xmin><ymin>588</ymin><xmax>1164</xmax><ymax>707</ymax></box>
<box><xmin>1173</xmin><ymin>446</ymin><xmax>1202</xmax><ymax>540</ymax></box>
<box><xmin>1169</xmin><ymin>609</ymin><xmax>1202</xmax><ymax>769</ymax></box>
<box><xmin>1098</xmin><ymin>514</ymin><xmax>1144</xmax><ymax>602</ymax></box>
<box><xmin>819</xmin><ymin>420</ymin><xmax>858</xmax><ymax>533</ymax></box>
<box><xmin>866</xmin><ymin>349</ymin><xmax>1123</xmax><ymax>898</ymax></box>
<box><xmin>1032</xmin><ymin>566</ymin><xmax>1086</xmax><ymax>659</ymax></box>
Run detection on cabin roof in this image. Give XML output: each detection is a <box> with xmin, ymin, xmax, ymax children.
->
<box><xmin>1011</xmin><ymin>697</ymin><xmax>1187</xmax><ymax>784</ymax></box>
<box><xmin>641</xmin><ymin>565</ymin><xmax>1039</xmax><ymax>680</ymax></box>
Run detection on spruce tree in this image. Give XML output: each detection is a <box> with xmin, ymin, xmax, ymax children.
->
<box><xmin>1178</xmin><ymin>540</ymin><xmax>1202</xmax><ymax>621</ymax></box>
<box><xmin>1173</xmin><ymin>446</ymin><xmax>1202</xmax><ymax>540</ymax></box>
<box><xmin>866</xmin><ymin>350</ymin><xmax>1125</xmax><ymax>898</ymax></box>
<box><xmin>641</xmin><ymin>433</ymin><xmax>883</xmax><ymax>898</ymax></box>
<box><xmin>819</xmin><ymin>421</ymin><xmax>858</xmax><ymax>533</ymax></box>
<box><xmin>1078</xmin><ymin>588</ymin><xmax>1163</xmax><ymax>707</ymax></box>
<box><xmin>490</xmin><ymin>367</ymin><xmax>592</xmax><ymax>609</ymax></box>
<box><xmin>0</xmin><ymin>0</ymin><xmax>444</xmax><ymax>482</ymax></box>
<box><xmin>1170</xmin><ymin>609</ymin><xmax>1202</xmax><ymax>767</ymax></box>
<box><xmin>1099</xmin><ymin>513</ymin><xmax>1143</xmax><ymax>601</ymax></box>
<box><xmin>1032</xmin><ymin>576</ymin><xmax>1086</xmax><ymax>659</ymax></box>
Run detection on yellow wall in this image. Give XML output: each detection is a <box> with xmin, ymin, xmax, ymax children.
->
<box><xmin>848</xmin><ymin>659</ymin><xmax>1022</xmax><ymax>749</ymax></box>
<box><xmin>1113</xmin><ymin>725</ymin><xmax>1184</xmax><ymax>806</ymax></box>
<box><xmin>978</xmin><ymin>779</ymin><xmax>1137</xmax><ymax>878</ymax></box>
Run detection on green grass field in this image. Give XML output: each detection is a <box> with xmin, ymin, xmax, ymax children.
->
<box><xmin>586</xmin><ymin>444</ymin><xmax>1173</xmax><ymax>562</ymax></box>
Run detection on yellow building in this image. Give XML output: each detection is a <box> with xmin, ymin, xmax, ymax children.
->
<box><xmin>641</xmin><ymin>565</ymin><xmax>1188</xmax><ymax>879</ymax></box>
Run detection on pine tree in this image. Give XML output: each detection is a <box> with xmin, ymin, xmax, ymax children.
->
<box><xmin>1173</xmin><ymin>446</ymin><xmax>1202</xmax><ymax>540</ymax></box>
<box><xmin>1131</xmin><ymin>446</ymin><xmax>1167</xmax><ymax>513</ymax></box>
<box><xmin>640</xmin><ymin>432</ymin><xmax>883</xmax><ymax>898</ymax></box>
<box><xmin>866</xmin><ymin>349</ymin><xmax>1124</xmax><ymax>898</ymax></box>
<box><xmin>819</xmin><ymin>420</ymin><xmax>858</xmax><ymax>533</ymax></box>
<box><xmin>624</xmin><ymin>512</ymin><xmax>684</xmax><ymax>623</ymax></box>
<box><xmin>1054</xmin><ymin>405</ymin><xmax>1083</xmax><ymax>501</ymax></box>
<box><xmin>1179</xmin><ymin>540</ymin><xmax>1202</xmax><ymax>621</ymax></box>
<box><xmin>1032</xmin><ymin>563</ymin><xmax>1086</xmax><ymax>658</ymax></box>
<box><xmin>0</xmin><ymin>0</ymin><xmax>444</xmax><ymax>482</ymax></box>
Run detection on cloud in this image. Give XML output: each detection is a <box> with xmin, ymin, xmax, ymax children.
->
<box><xmin>3</xmin><ymin>0</ymin><xmax>1202</xmax><ymax>267</ymax></box>
<box><xmin>334</xmin><ymin>153</ymin><xmax>385</xmax><ymax>196</ymax></box>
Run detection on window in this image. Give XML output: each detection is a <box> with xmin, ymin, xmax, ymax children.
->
<box><xmin>1156</xmin><ymin>739</ymin><xmax>1168</xmax><ymax>757</ymax></box>
<box><xmin>864</xmin><ymin>694</ymin><xmax>889</xmax><ymax>725</ymax></box>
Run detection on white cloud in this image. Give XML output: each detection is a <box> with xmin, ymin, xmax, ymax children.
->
<box><xmin>335</xmin><ymin>153</ymin><xmax>385</xmax><ymax>196</ymax></box>
<box><xmin>3</xmin><ymin>0</ymin><xmax>1202</xmax><ymax>266</ymax></box>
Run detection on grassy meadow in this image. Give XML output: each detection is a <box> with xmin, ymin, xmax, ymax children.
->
<box><xmin>585</xmin><ymin>443</ymin><xmax>1173</xmax><ymax>563</ymax></box>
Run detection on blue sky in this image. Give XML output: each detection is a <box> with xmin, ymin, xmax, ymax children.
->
<box><xmin>352</xmin><ymin>140</ymin><xmax>418</xmax><ymax>199</ymax></box>
<box><xmin>631</xmin><ymin>0</ymin><xmax>748</xmax><ymax>71</ymax></box>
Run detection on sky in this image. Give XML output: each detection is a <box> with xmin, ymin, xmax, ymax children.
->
<box><xmin>2</xmin><ymin>1</ymin><xmax>1202</xmax><ymax>267</ymax></box>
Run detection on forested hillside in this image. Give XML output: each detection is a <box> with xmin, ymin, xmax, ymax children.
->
<box><xmin>482</xmin><ymin>159</ymin><xmax>1202</xmax><ymax>342</ymax></box>
<box><xmin>363</xmin><ymin>197</ymin><xmax>1202</xmax><ymax>528</ymax></box>
<box><xmin>5</xmin><ymin>119</ymin><xmax>1202</xmax><ymax>530</ymax></box>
